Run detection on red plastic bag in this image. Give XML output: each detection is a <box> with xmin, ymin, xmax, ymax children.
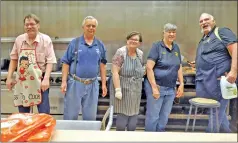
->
<box><xmin>1</xmin><ymin>113</ymin><xmax>56</xmax><ymax>142</ymax></box>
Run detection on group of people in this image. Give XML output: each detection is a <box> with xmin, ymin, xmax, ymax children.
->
<box><xmin>6</xmin><ymin>13</ymin><xmax>237</xmax><ymax>133</ymax></box>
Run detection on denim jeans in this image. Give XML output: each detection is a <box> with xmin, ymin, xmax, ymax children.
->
<box><xmin>144</xmin><ymin>79</ymin><xmax>175</xmax><ymax>132</ymax></box>
<box><xmin>18</xmin><ymin>88</ymin><xmax>50</xmax><ymax>114</ymax></box>
<box><xmin>206</xmin><ymin>97</ymin><xmax>231</xmax><ymax>133</ymax></box>
<box><xmin>63</xmin><ymin>76</ymin><xmax>99</xmax><ymax>120</ymax></box>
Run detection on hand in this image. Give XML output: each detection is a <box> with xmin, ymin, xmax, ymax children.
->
<box><xmin>61</xmin><ymin>81</ymin><xmax>67</xmax><ymax>94</ymax></box>
<box><xmin>41</xmin><ymin>78</ymin><xmax>50</xmax><ymax>92</ymax></box>
<box><xmin>102</xmin><ymin>84</ymin><xmax>107</xmax><ymax>97</ymax></box>
<box><xmin>152</xmin><ymin>85</ymin><xmax>160</xmax><ymax>100</ymax></box>
<box><xmin>6</xmin><ymin>77</ymin><xmax>16</xmax><ymax>91</ymax></box>
<box><xmin>176</xmin><ymin>84</ymin><xmax>184</xmax><ymax>98</ymax></box>
<box><xmin>115</xmin><ymin>88</ymin><xmax>122</xmax><ymax>100</ymax></box>
<box><xmin>225</xmin><ymin>71</ymin><xmax>237</xmax><ymax>84</ymax></box>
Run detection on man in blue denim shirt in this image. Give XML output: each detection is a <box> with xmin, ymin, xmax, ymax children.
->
<box><xmin>145</xmin><ymin>23</ymin><xmax>184</xmax><ymax>132</ymax></box>
<box><xmin>61</xmin><ymin>16</ymin><xmax>107</xmax><ymax>120</ymax></box>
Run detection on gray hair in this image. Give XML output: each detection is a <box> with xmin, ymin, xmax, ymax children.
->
<box><xmin>200</xmin><ymin>13</ymin><xmax>214</xmax><ymax>21</ymax></box>
<box><xmin>163</xmin><ymin>23</ymin><xmax>177</xmax><ymax>32</ymax></box>
<box><xmin>82</xmin><ymin>16</ymin><xmax>98</xmax><ymax>27</ymax></box>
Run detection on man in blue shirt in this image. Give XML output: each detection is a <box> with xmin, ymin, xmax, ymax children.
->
<box><xmin>61</xmin><ymin>16</ymin><xmax>107</xmax><ymax>120</ymax></box>
<box><xmin>193</xmin><ymin>13</ymin><xmax>237</xmax><ymax>133</ymax></box>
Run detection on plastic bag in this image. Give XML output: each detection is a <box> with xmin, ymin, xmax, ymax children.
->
<box><xmin>1</xmin><ymin>113</ymin><xmax>56</xmax><ymax>142</ymax></box>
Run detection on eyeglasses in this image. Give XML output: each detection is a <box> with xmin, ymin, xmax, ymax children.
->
<box><xmin>129</xmin><ymin>39</ymin><xmax>140</xmax><ymax>42</ymax></box>
<box><xmin>24</xmin><ymin>23</ymin><xmax>37</xmax><ymax>27</ymax></box>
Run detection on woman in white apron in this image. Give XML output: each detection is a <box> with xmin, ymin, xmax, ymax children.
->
<box><xmin>110</xmin><ymin>31</ymin><xmax>144</xmax><ymax>131</ymax></box>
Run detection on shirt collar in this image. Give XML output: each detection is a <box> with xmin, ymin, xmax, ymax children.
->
<box><xmin>80</xmin><ymin>35</ymin><xmax>98</xmax><ymax>46</ymax></box>
<box><xmin>24</xmin><ymin>32</ymin><xmax>40</xmax><ymax>44</ymax></box>
<box><xmin>160</xmin><ymin>40</ymin><xmax>174</xmax><ymax>51</ymax></box>
<box><xmin>203</xmin><ymin>25</ymin><xmax>216</xmax><ymax>39</ymax></box>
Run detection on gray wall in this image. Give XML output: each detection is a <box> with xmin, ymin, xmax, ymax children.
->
<box><xmin>1</xmin><ymin>1</ymin><xmax>237</xmax><ymax>62</ymax></box>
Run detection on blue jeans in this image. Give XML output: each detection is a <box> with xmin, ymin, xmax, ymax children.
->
<box><xmin>18</xmin><ymin>88</ymin><xmax>50</xmax><ymax>113</ymax></box>
<box><xmin>144</xmin><ymin>79</ymin><xmax>175</xmax><ymax>132</ymax></box>
<box><xmin>63</xmin><ymin>76</ymin><xmax>99</xmax><ymax>120</ymax></box>
<box><xmin>206</xmin><ymin>98</ymin><xmax>231</xmax><ymax>133</ymax></box>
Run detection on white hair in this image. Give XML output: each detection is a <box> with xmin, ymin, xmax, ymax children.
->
<box><xmin>163</xmin><ymin>23</ymin><xmax>177</xmax><ymax>32</ymax></box>
<box><xmin>82</xmin><ymin>16</ymin><xmax>98</xmax><ymax>27</ymax></box>
<box><xmin>200</xmin><ymin>13</ymin><xmax>214</xmax><ymax>21</ymax></box>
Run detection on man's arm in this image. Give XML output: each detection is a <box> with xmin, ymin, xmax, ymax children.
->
<box><xmin>41</xmin><ymin>40</ymin><xmax>56</xmax><ymax>91</ymax></box>
<box><xmin>7</xmin><ymin>60</ymin><xmax>18</xmax><ymax>79</ymax></box>
<box><xmin>60</xmin><ymin>40</ymin><xmax>75</xmax><ymax>93</ymax></box>
<box><xmin>100</xmin><ymin>42</ymin><xmax>108</xmax><ymax>97</ymax></box>
<box><xmin>100</xmin><ymin>62</ymin><xmax>107</xmax><ymax>95</ymax></box>
<box><xmin>61</xmin><ymin>64</ymin><xmax>69</xmax><ymax>83</ymax></box>
<box><xmin>6</xmin><ymin>42</ymin><xmax>19</xmax><ymax>90</ymax></box>
<box><xmin>227</xmin><ymin>43</ymin><xmax>237</xmax><ymax>83</ymax></box>
<box><xmin>6</xmin><ymin>60</ymin><xmax>18</xmax><ymax>90</ymax></box>
<box><xmin>219</xmin><ymin>27</ymin><xmax>237</xmax><ymax>83</ymax></box>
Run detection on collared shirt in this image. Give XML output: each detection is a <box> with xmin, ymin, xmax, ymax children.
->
<box><xmin>196</xmin><ymin>26</ymin><xmax>237</xmax><ymax>78</ymax></box>
<box><xmin>147</xmin><ymin>40</ymin><xmax>181</xmax><ymax>87</ymax></box>
<box><xmin>10</xmin><ymin>32</ymin><xmax>57</xmax><ymax>72</ymax></box>
<box><xmin>112</xmin><ymin>46</ymin><xmax>143</xmax><ymax>68</ymax></box>
<box><xmin>61</xmin><ymin>35</ymin><xmax>107</xmax><ymax>78</ymax></box>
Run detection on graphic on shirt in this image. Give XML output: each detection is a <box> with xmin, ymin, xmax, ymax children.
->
<box><xmin>96</xmin><ymin>48</ymin><xmax>100</xmax><ymax>55</ymax></box>
<box><xmin>174</xmin><ymin>52</ymin><xmax>178</xmax><ymax>57</ymax></box>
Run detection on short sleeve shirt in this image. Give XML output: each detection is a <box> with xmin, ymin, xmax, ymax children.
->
<box><xmin>112</xmin><ymin>46</ymin><xmax>143</xmax><ymax>68</ymax></box>
<box><xmin>61</xmin><ymin>35</ymin><xmax>107</xmax><ymax>78</ymax></box>
<box><xmin>10</xmin><ymin>32</ymin><xmax>57</xmax><ymax>72</ymax></box>
<box><xmin>147</xmin><ymin>41</ymin><xmax>181</xmax><ymax>87</ymax></box>
<box><xmin>195</xmin><ymin>26</ymin><xmax>237</xmax><ymax>78</ymax></box>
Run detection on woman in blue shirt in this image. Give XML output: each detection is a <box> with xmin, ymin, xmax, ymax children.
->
<box><xmin>144</xmin><ymin>23</ymin><xmax>184</xmax><ymax>132</ymax></box>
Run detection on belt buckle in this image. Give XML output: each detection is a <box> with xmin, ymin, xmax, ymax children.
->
<box><xmin>72</xmin><ymin>74</ymin><xmax>76</xmax><ymax>79</ymax></box>
<box><xmin>84</xmin><ymin>79</ymin><xmax>91</xmax><ymax>84</ymax></box>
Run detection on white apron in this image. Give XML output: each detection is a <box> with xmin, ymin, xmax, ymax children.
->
<box><xmin>13</xmin><ymin>41</ymin><xmax>42</xmax><ymax>107</ymax></box>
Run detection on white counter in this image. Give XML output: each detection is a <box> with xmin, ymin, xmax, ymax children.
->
<box><xmin>51</xmin><ymin>130</ymin><xmax>237</xmax><ymax>142</ymax></box>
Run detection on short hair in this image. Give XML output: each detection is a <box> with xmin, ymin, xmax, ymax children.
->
<box><xmin>163</xmin><ymin>23</ymin><xmax>177</xmax><ymax>32</ymax></box>
<box><xmin>24</xmin><ymin>14</ymin><xmax>40</xmax><ymax>24</ymax></box>
<box><xmin>20</xmin><ymin>56</ymin><xmax>29</xmax><ymax>63</ymax></box>
<box><xmin>200</xmin><ymin>13</ymin><xmax>214</xmax><ymax>21</ymax></box>
<box><xmin>126</xmin><ymin>31</ymin><xmax>143</xmax><ymax>42</ymax></box>
<box><xmin>82</xmin><ymin>16</ymin><xmax>98</xmax><ymax>27</ymax></box>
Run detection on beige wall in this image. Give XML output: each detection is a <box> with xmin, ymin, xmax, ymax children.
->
<box><xmin>1</xmin><ymin>1</ymin><xmax>237</xmax><ymax>61</ymax></box>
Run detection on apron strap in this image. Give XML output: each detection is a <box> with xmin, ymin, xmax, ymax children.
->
<box><xmin>73</xmin><ymin>38</ymin><xmax>80</xmax><ymax>75</ymax></box>
<box><xmin>122</xmin><ymin>47</ymin><xmax>142</xmax><ymax>67</ymax></box>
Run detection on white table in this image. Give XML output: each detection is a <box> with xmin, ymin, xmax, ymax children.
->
<box><xmin>51</xmin><ymin>130</ymin><xmax>237</xmax><ymax>142</ymax></box>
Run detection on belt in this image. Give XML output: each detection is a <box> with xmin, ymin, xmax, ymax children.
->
<box><xmin>70</xmin><ymin>74</ymin><xmax>97</xmax><ymax>85</ymax></box>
